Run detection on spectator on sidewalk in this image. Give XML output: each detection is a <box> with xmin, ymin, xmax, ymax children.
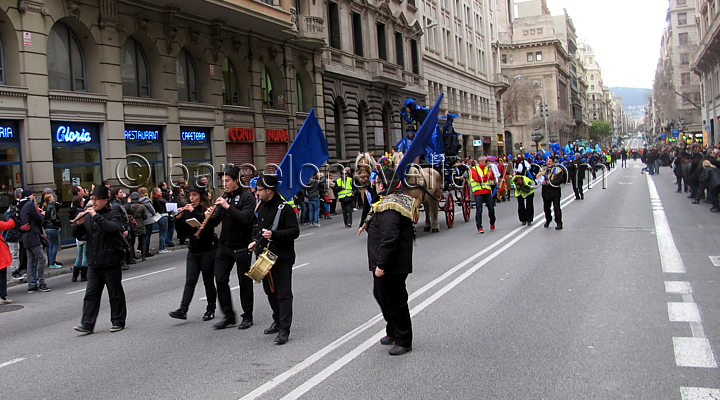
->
<box><xmin>4</xmin><ymin>188</ymin><xmax>24</xmax><ymax>281</ymax></box>
<box><xmin>111</xmin><ymin>188</ymin><xmax>134</xmax><ymax>269</ymax></box>
<box><xmin>152</xmin><ymin>187</ymin><xmax>170</xmax><ymax>254</ymax></box>
<box><xmin>137</xmin><ymin>187</ymin><xmax>156</xmax><ymax>258</ymax></box>
<box><xmin>174</xmin><ymin>182</ymin><xmax>189</xmax><ymax>245</ymax></box>
<box><xmin>20</xmin><ymin>189</ymin><xmax>50</xmax><ymax>293</ymax></box>
<box><xmin>42</xmin><ymin>193</ymin><xmax>62</xmax><ymax>269</ymax></box>
<box><xmin>161</xmin><ymin>181</ymin><xmax>176</xmax><ymax>248</ymax></box>
<box><xmin>69</xmin><ymin>196</ymin><xmax>88</xmax><ymax>282</ymax></box>
<box><xmin>0</xmin><ymin>215</ymin><xmax>16</xmax><ymax>304</ymax></box>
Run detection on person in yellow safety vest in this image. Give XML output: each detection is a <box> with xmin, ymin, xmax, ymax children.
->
<box><xmin>467</xmin><ymin>156</ymin><xmax>496</xmax><ymax>234</ymax></box>
<box><xmin>336</xmin><ymin>167</ymin><xmax>355</xmax><ymax>228</ymax></box>
<box><xmin>511</xmin><ymin>173</ymin><xmax>535</xmax><ymax>226</ymax></box>
<box><xmin>605</xmin><ymin>153</ymin><xmax>612</xmax><ymax>170</ymax></box>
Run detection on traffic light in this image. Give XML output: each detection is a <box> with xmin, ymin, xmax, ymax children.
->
<box><xmin>519</xmin><ymin>142</ymin><xmax>524</xmax><ymax>151</ymax></box>
<box><xmin>543</xmin><ymin>104</ymin><xmax>549</xmax><ymax>118</ymax></box>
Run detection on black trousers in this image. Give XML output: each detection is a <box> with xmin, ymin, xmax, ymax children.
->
<box><xmin>710</xmin><ymin>186</ymin><xmax>720</xmax><ymax>210</ymax></box>
<box><xmin>340</xmin><ymin>199</ymin><xmax>354</xmax><ymax>226</ymax></box>
<box><xmin>180</xmin><ymin>249</ymin><xmax>217</xmax><ymax>313</ymax></box>
<box><xmin>572</xmin><ymin>178</ymin><xmax>585</xmax><ymax>199</ymax></box>
<box><xmin>215</xmin><ymin>244</ymin><xmax>253</xmax><ymax>321</ymax></box>
<box><xmin>516</xmin><ymin>193</ymin><xmax>534</xmax><ymax>223</ymax></box>
<box><xmin>262</xmin><ymin>262</ymin><xmax>293</xmax><ymax>330</ymax></box>
<box><xmin>373</xmin><ymin>272</ymin><xmax>412</xmax><ymax>347</ymax></box>
<box><xmin>543</xmin><ymin>192</ymin><xmax>562</xmax><ymax>225</ymax></box>
<box><xmin>0</xmin><ymin>267</ymin><xmax>6</xmax><ymax>299</ymax></box>
<box><xmin>81</xmin><ymin>266</ymin><xmax>127</xmax><ymax>329</ymax></box>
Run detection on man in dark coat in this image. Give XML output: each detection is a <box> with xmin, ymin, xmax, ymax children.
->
<box><xmin>248</xmin><ymin>174</ymin><xmax>300</xmax><ymax>345</ymax></box>
<box><xmin>72</xmin><ymin>185</ymin><xmax>127</xmax><ymax>334</ymax></box>
<box><xmin>364</xmin><ymin>169</ymin><xmax>416</xmax><ymax>356</ymax></box>
<box><xmin>541</xmin><ymin>157</ymin><xmax>566</xmax><ymax>230</ymax></box>
<box><xmin>19</xmin><ymin>189</ymin><xmax>49</xmax><ymax>292</ymax></box>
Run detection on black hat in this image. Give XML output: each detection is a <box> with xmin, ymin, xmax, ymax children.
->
<box><xmin>21</xmin><ymin>188</ymin><xmax>33</xmax><ymax>198</ymax></box>
<box><xmin>256</xmin><ymin>174</ymin><xmax>278</xmax><ymax>190</ymax></box>
<box><xmin>218</xmin><ymin>165</ymin><xmax>240</xmax><ymax>180</ymax></box>
<box><xmin>188</xmin><ymin>182</ymin><xmax>208</xmax><ymax>195</ymax></box>
<box><xmin>91</xmin><ymin>185</ymin><xmax>110</xmax><ymax>200</ymax></box>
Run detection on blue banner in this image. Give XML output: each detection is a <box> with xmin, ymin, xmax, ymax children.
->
<box><xmin>275</xmin><ymin>109</ymin><xmax>329</xmax><ymax>201</ymax></box>
<box><xmin>395</xmin><ymin>94</ymin><xmax>444</xmax><ymax>184</ymax></box>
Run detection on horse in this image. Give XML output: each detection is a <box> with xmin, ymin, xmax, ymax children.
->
<box><xmin>391</xmin><ymin>150</ymin><xmax>443</xmax><ymax>233</ymax></box>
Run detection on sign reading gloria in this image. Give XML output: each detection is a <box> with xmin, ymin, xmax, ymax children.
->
<box><xmin>0</xmin><ymin>121</ymin><xmax>18</xmax><ymax>142</ymax></box>
<box><xmin>52</xmin><ymin>122</ymin><xmax>98</xmax><ymax>144</ymax></box>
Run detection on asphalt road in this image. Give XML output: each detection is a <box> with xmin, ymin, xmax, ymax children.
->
<box><xmin>2</xmin><ymin>159</ymin><xmax>720</xmax><ymax>400</ymax></box>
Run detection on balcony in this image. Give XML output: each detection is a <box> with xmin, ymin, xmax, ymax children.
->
<box><xmin>369</xmin><ymin>60</ymin><xmax>406</xmax><ymax>88</ymax></box>
<box><xmin>295</xmin><ymin>15</ymin><xmax>326</xmax><ymax>47</ymax></box>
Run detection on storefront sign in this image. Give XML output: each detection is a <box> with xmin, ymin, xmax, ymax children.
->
<box><xmin>228</xmin><ymin>128</ymin><xmax>254</xmax><ymax>142</ymax></box>
<box><xmin>180</xmin><ymin>127</ymin><xmax>210</xmax><ymax>143</ymax></box>
<box><xmin>124</xmin><ymin>127</ymin><xmax>161</xmax><ymax>142</ymax></box>
<box><xmin>0</xmin><ymin>121</ymin><xmax>18</xmax><ymax>142</ymax></box>
<box><xmin>267</xmin><ymin>129</ymin><xmax>289</xmax><ymax>143</ymax></box>
<box><xmin>51</xmin><ymin>122</ymin><xmax>98</xmax><ymax>144</ymax></box>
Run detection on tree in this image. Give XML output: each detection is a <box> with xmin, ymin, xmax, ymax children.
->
<box><xmin>589</xmin><ymin>121</ymin><xmax>612</xmax><ymax>142</ymax></box>
<box><xmin>503</xmin><ymin>78</ymin><xmax>537</xmax><ymax>125</ymax></box>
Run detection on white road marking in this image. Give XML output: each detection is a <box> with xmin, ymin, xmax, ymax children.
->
<box><xmin>673</xmin><ymin>337</ymin><xmax>718</xmax><ymax>368</ymax></box>
<box><xmin>646</xmin><ymin>175</ymin><xmax>686</xmax><ymax>273</ymax></box>
<box><xmin>0</xmin><ymin>358</ymin><xmax>25</xmax><ymax>369</ymax></box>
<box><xmin>668</xmin><ymin>302</ymin><xmax>701</xmax><ymax>322</ymax></box>
<box><xmin>665</xmin><ymin>281</ymin><xmax>692</xmax><ymax>294</ymax></box>
<box><xmin>293</xmin><ymin>263</ymin><xmax>310</xmax><ymax>270</ymax></box>
<box><xmin>299</xmin><ymin>233</ymin><xmax>315</xmax><ymax>238</ymax></box>
<box><xmin>201</xmin><ymin>285</ymin><xmax>239</xmax><ymax>301</ymax></box>
<box><xmin>67</xmin><ymin>267</ymin><xmax>176</xmax><ymax>294</ymax></box>
<box><xmin>260</xmin><ymin>169</ymin><xmax>619</xmax><ymax>400</ymax></box>
<box><xmin>709</xmin><ymin>256</ymin><xmax>720</xmax><ymax>267</ymax></box>
<box><xmin>680</xmin><ymin>387</ymin><xmax>720</xmax><ymax>400</ymax></box>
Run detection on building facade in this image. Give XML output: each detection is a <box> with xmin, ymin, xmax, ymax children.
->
<box><xmin>0</xmin><ymin>0</ymin><xmax>324</xmax><ymax>241</ymax></box>
<box><xmin>692</xmin><ymin>0</ymin><xmax>720</xmax><ymax>145</ymax></box>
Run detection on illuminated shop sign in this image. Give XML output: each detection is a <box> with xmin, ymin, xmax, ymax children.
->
<box><xmin>180</xmin><ymin>127</ymin><xmax>210</xmax><ymax>144</ymax></box>
<box><xmin>51</xmin><ymin>122</ymin><xmax>99</xmax><ymax>144</ymax></box>
<box><xmin>0</xmin><ymin>121</ymin><xmax>19</xmax><ymax>142</ymax></box>
<box><xmin>124</xmin><ymin>128</ymin><xmax>160</xmax><ymax>141</ymax></box>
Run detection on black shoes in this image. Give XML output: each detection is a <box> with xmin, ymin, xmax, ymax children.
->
<box><xmin>380</xmin><ymin>336</ymin><xmax>395</xmax><ymax>345</ymax></box>
<box><xmin>521</xmin><ymin>221</ymin><xmax>526</xmax><ymax>226</ymax></box>
<box><xmin>38</xmin><ymin>285</ymin><xmax>51</xmax><ymax>292</ymax></box>
<box><xmin>238</xmin><ymin>317</ymin><xmax>253</xmax><ymax>330</ymax></box>
<box><xmin>388</xmin><ymin>344</ymin><xmax>412</xmax><ymax>356</ymax></box>
<box><xmin>110</xmin><ymin>325</ymin><xmax>124</xmax><ymax>332</ymax></box>
<box><xmin>264</xmin><ymin>322</ymin><xmax>279</xmax><ymax>334</ymax></box>
<box><xmin>543</xmin><ymin>221</ymin><xmax>551</xmax><ymax>228</ymax></box>
<box><xmin>555</xmin><ymin>224</ymin><xmax>563</xmax><ymax>230</ymax></box>
<box><xmin>202</xmin><ymin>311</ymin><xmax>215</xmax><ymax>321</ymax></box>
<box><xmin>213</xmin><ymin>318</ymin><xmax>236</xmax><ymax>330</ymax></box>
<box><xmin>74</xmin><ymin>325</ymin><xmax>93</xmax><ymax>334</ymax></box>
<box><xmin>274</xmin><ymin>329</ymin><xmax>289</xmax><ymax>345</ymax></box>
<box><xmin>169</xmin><ymin>309</ymin><xmax>187</xmax><ymax>320</ymax></box>
<box><xmin>27</xmin><ymin>285</ymin><xmax>37</xmax><ymax>293</ymax></box>
<box><xmin>710</xmin><ymin>208</ymin><xmax>720</xmax><ymax>213</ymax></box>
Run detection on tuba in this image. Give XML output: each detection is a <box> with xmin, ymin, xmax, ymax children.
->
<box><xmin>547</xmin><ymin>165</ymin><xmax>569</xmax><ymax>188</ymax></box>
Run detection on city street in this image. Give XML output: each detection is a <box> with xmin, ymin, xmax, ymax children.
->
<box><xmin>2</xmin><ymin>159</ymin><xmax>720</xmax><ymax>399</ymax></box>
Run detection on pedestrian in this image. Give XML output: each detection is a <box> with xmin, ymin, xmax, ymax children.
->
<box><xmin>137</xmin><ymin>187</ymin><xmax>157</xmax><ymax>257</ymax></box>
<box><xmin>4</xmin><ymin>188</ymin><xmax>24</xmax><ymax>281</ymax></box>
<box><xmin>362</xmin><ymin>169</ymin><xmax>415</xmax><ymax>356</ymax></box>
<box><xmin>204</xmin><ymin>165</ymin><xmax>257</xmax><ymax>330</ymax></box>
<box><xmin>169</xmin><ymin>183</ymin><xmax>217</xmax><ymax>321</ymax></box>
<box><xmin>69</xmin><ymin>196</ymin><xmax>88</xmax><ymax>282</ymax></box>
<box><xmin>0</xmin><ymin>215</ymin><xmax>16</xmax><ymax>304</ymax></box>
<box><xmin>72</xmin><ymin>185</ymin><xmax>127</xmax><ymax>334</ymax></box>
<box><xmin>248</xmin><ymin>174</ymin><xmax>300</xmax><ymax>344</ymax></box>
<box><xmin>467</xmin><ymin>156</ymin><xmax>496</xmax><ymax>233</ymax></box>
<box><xmin>152</xmin><ymin>187</ymin><xmax>171</xmax><ymax>254</ymax></box>
<box><xmin>539</xmin><ymin>157</ymin><xmax>566</xmax><ymax>230</ymax></box>
<box><xmin>326</xmin><ymin>172</ymin><xmax>337</xmax><ymax>215</ymax></box>
<box><xmin>336</xmin><ymin>167</ymin><xmax>355</xmax><ymax>227</ymax></box>
<box><xmin>19</xmin><ymin>189</ymin><xmax>50</xmax><ymax>293</ymax></box>
<box><xmin>161</xmin><ymin>181</ymin><xmax>176</xmax><ymax>248</ymax></box>
<box><xmin>111</xmin><ymin>187</ymin><xmax>134</xmax><ymax>269</ymax></box>
<box><xmin>127</xmin><ymin>192</ymin><xmax>149</xmax><ymax>261</ymax></box>
<box><xmin>305</xmin><ymin>172</ymin><xmax>324</xmax><ymax>227</ymax></box>
<box><xmin>174</xmin><ymin>182</ymin><xmax>189</xmax><ymax>245</ymax></box>
<box><xmin>42</xmin><ymin>193</ymin><xmax>62</xmax><ymax>269</ymax></box>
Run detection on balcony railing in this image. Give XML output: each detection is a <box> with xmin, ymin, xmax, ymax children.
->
<box><xmin>297</xmin><ymin>15</ymin><xmax>325</xmax><ymax>42</ymax></box>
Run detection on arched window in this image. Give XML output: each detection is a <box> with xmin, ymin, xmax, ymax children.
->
<box><xmin>121</xmin><ymin>38</ymin><xmax>150</xmax><ymax>97</ymax></box>
<box><xmin>295</xmin><ymin>73</ymin><xmax>305</xmax><ymax>112</ymax></box>
<box><xmin>47</xmin><ymin>23</ymin><xmax>86</xmax><ymax>91</ymax></box>
<box><xmin>262</xmin><ymin>67</ymin><xmax>274</xmax><ymax>109</ymax></box>
<box><xmin>0</xmin><ymin>35</ymin><xmax>5</xmax><ymax>85</ymax></box>
<box><xmin>222</xmin><ymin>58</ymin><xmax>240</xmax><ymax>105</ymax></box>
<box><xmin>176</xmin><ymin>49</ymin><xmax>199</xmax><ymax>102</ymax></box>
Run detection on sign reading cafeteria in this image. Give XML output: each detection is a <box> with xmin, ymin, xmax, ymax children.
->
<box><xmin>180</xmin><ymin>127</ymin><xmax>210</xmax><ymax>143</ymax></box>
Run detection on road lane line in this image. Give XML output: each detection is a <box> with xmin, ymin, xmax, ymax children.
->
<box><xmin>673</xmin><ymin>337</ymin><xmax>718</xmax><ymax>368</ymax></box>
<box><xmin>201</xmin><ymin>285</ymin><xmax>239</xmax><ymax>301</ymax></box>
<box><xmin>0</xmin><ymin>358</ymin><xmax>25</xmax><ymax>369</ymax></box>
<box><xmin>262</xmin><ymin>168</ymin><xmax>619</xmax><ymax>400</ymax></box>
<box><xmin>293</xmin><ymin>263</ymin><xmax>310</xmax><ymax>270</ymax></box>
<box><xmin>668</xmin><ymin>302</ymin><xmax>701</xmax><ymax>322</ymax></box>
<box><xmin>299</xmin><ymin>233</ymin><xmax>315</xmax><ymax>238</ymax></box>
<box><xmin>680</xmin><ymin>387</ymin><xmax>720</xmax><ymax>399</ymax></box>
<box><xmin>646</xmin><ymin>175</ymin><xmax>685</xmax><ymax>273</ymax></box>
<box><xmin>665</xmin><ymin>281</ymin><xmax>691</xmax><ymax>294</ymax></box>
<box><xmin>67</xmin><ymin>267</ymin><xmax>176</xmax><ymax>294</ymax></box>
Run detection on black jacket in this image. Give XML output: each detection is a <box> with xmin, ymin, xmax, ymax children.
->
<box><xmin>20</xmin><ymin>198</ymin><xmax>44</xmax><ymax>248</ymax></box>
<box><xmin>72</xmin><ymin>203</ymin><xmax>125</xmax><ymax>268</ymax></box>
<box><xmin>3</xmin><ymin>200</ymin><xmax>21</xmax><ymax>243</ymax></box>
<box><xmin>68</xmin><ymin>206</ymin><xmax>87</xmax><ymax>241</ymax></box>
<box><xmin>253</xmin><ymin>194</ymin><xmax>300</xmax><ymax>267</ymax></box>
<box><xmin>207</xmin><ymin>187</ymin><xmax>256</xmax><ymax>248</ymax></box>
<box><xmin>541</xmin><ymin>166</ymin><xmax>566</xmax><ymax>199</ymax></box>
<box><xmin>177</xmin><ymin>205</ymin><xmax>217</xmax><ymax>254</ymax></box>
<box><xmin>42</xmin><ymin>202</ymin><xmax>61</xmax><ymax>230</ymax></box>
<box><xmin>366</xmin><ymin>207</ymin><xmax>414</xmax><ymax>274</ymax></box>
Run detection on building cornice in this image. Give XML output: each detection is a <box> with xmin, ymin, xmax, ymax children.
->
<box><xmin>48</xmin><ymin>90</ymin><xmax>108</xmax><ymax>104</ymax></box>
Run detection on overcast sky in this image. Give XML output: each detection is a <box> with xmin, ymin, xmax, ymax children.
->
<box><xmin>545</xmin><ymin>0</ymin><xmax>668</xmax><ymax>89</ymax></box>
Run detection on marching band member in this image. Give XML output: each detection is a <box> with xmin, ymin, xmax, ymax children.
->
<box><xmin>467</xmin><ymin>156</ymin><xmax>496</xmax><ymax>234</ymax></box>
<box><xmin>169</xmin><ymin>183</ymin><xmax>217</xmax><ymax>322</ymax></box>
<box><xmin>512</xmin><ymin>155</ymin><xmax>535</xmax><ymax>226</ymax></box>
<box><xmin>538</xmin><ymin>157</ymin><xmax>566</xmax><ymax>230</ymax></box>
<box><xmin>248</xmin><ymin>175</ymin><xmax>300</xmax><ymax>345</ymax></box>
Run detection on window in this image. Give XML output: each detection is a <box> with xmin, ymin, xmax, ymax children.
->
<box><xmin>328</xmin><ymin>2</ymin><xmax>341</xmax><ymax>50</ymax></box>
<box><xmin>352</xmin><ymin>12</ymin><xmax>363</xmax><ymax>57</ymax></box>
<box><xmin>410</xmin><ymin>39</ymin><xmax>419</xmax><ymax>74</ymax></box>
<box><xmin>535</xmin><ymin>51</ymin><xmax>542</xmax><ymax>61</ymax></box>
<box><xmin>222</xmin><ymin>58</ymin><xmax>240</xmax><ymax>105</ymax></box>
<box><xmin>681</xmin><ymin>72</ymin><xmax>690</xmax><ymax>85</ymax></box>
<box><xmin>47</xmin><ymin>23</ymin><xmax>87</xmax><ymax>91</ymax></box>
<box><xmin>678</xmin><ymin>12</ymin><xmax>687</xmax><ymax>25</ymax></box>
<box><xmin>501</xmin><ymin>54</ymin><xmax>507</xmax><ymax>64</ymax></box>
<box><xmin>0</xmin><ymin>35</ymin><xmax>5</xmax><ymax>85</ymax></box>
<box><xmin>444</xmin><ymin>29</ymin><xmax>452</xmax><ymax>59</ymax></box>
<box><xmin>680</xmin><ymin>53</ymin><xmax>689</xmax><ymax>65</ymax></box>
<box><xmin>176</xmin><ymin>49</ymin><xmax>198</xmax><ymax>102</ymax></box>
<box><xmin>295</xmin><ymin>74</ymin><xmax>305</xmax><ymax>112</ymax></box>
<box><xmin>679</xmin><ymin>32</ymin><xmax>688</xmax><ymax>45</ymax></box>
<box><xmin>377</xmin><ymin>23</ymin><xmax>387</xmax><ymax>60</ymax></box>
<box><xmin>395</xmin><ymin>32</ymin><xmax>404</xmax><ymax>68</ymax></box>
<box><xmin>261</xmin><ymin>67</ymin><xmax>274</xmax><ymax>109</ymax></box>
<box><xmin>677</xmin><ymin>0</ymin><xmax>686</xmax><ymax>5</ymax></box>
<box><xmin>121</xmin><ymin>38</ymin><xmax>150</xmax><ymax>98</ymax></box>
<box><xmin>527</xmin><ymin>52</ymin><xmax>533</xmax><ymax>62</ymax></box>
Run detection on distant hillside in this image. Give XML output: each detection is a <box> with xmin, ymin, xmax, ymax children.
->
<box><xmin>610</xmin><ymin>87</ymin><xmax>652</xmax><ymax>120</ymax></box>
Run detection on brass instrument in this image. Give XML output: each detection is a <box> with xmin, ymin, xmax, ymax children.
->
<box><xmin>547</xmin><ymin>165</ymin><xmax>569</xmax><ymax>188</ymax></box>
<box><xmin>194</xmin><ymin>192</ymin><xmax>227</xmax><ymax>238</ymax></box>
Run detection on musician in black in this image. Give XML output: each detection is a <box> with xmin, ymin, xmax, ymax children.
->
<box><xmin>205</xmin><ymin>165</ymin><xmax>257</xmax><ymax>330</ymax></box>
<box><xmin>540</xmin><ymin>157</ymin><xmax>566</xmax><ymax>230</ymax></box>
<box><xmin>169</xmin><ymin>183</ymin><xmax>217</xmax><ymax>322</ymax></box>
<box><xmin>248</xmin><ymin>175</ymin><xmax>300</xmax><ymax>345</ymax></box>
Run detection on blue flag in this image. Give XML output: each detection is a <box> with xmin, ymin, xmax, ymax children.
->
<box><xmin>274</xmin><ymin>109</ymin><xmax>329</xmax><ymax>201</ymax></box>
<box><xmin>395</xmin><ymin>93</ymin><xmax>444</xmax><ymax>184</ymax></box>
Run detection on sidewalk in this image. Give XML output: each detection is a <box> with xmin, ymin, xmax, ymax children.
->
<box><xmin>7</xmin><ymin>232</ymin><xmax>185</xmax><ymax>288</ymax></box>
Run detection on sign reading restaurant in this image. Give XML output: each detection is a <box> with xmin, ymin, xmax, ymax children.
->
<box><xmin>124</xmin><ymin>128</ymin><xmax>160</xmax><ymax>141</ymax></box>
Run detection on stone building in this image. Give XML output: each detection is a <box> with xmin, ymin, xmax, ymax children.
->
<box><xmin>0</xmin><ymin>0</ymin><xmax>324</xmax><ymax>242</ymax></box>
<box><xmin>692</xmin><ymin>0</ymin><xmax>720</xmax><ymax>145</ymax></box>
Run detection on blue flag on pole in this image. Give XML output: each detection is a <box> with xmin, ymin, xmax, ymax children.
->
<box><xmin>395</xmin><ymin>93</ymin><xmax>444</xmax><ymax>184</ymax></box>
<box><xmin>275</xmin><ymin>109</ymin><xmax>329</xmax><ymax>201</ymax></box>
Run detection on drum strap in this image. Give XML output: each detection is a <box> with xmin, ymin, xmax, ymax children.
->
<box><xmin>266</xmin><ymin>203</ymin><xmax>285</xmax><ymax>294</ymax></box>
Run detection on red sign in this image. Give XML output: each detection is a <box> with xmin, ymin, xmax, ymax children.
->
<box><xmin>228</xmin><ymin>127</ymin><xmax>254</xmax><ymax>142</ymax></box>
<box><xmin>267</xmin><ymin>129</ymin><xmax>289</xmax><ymax>143</ymax></box>
<box><xmin>23</xmin><ymin>32</ymin><xmax>31</xmax><ymax>47</ymax></box>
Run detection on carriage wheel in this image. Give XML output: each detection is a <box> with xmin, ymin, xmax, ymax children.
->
<box><xmin>462</xmin><ymin>182</ymin><xmax>471</xmax><ymax>222</ymax></box>
<box><xmin>445</xmin><ymin>191</ymin><xmax>455</xmax><ymax>228</ymax></box>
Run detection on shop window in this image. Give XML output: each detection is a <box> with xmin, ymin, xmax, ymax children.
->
<box><xmin>176</xmin><ymin>49</ymin><xmax>199</xmax><ymax>102</ymax></box>
<box><xmin>295</xmin><ymin>74</ymin><xmax>305</xmax><ymax>112</ymax></box>
<box><xmin>47</xmin><ymin>23</ymin><xmax>87</xmax><ymax>91</ymax></box>
<box><xmin>262</xmin><ymin>67</ymin><xmax>274</xmax><ymax>109</ymax></box>
<box><xmin>121</xmin><ymin>38</ymin><xmax>151</xmax><ymax>98</ymax></box>
<box><xmin>222</xmin><ymin>58</ymin><xmax>241</xmax><ymax>105</ymax></box>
